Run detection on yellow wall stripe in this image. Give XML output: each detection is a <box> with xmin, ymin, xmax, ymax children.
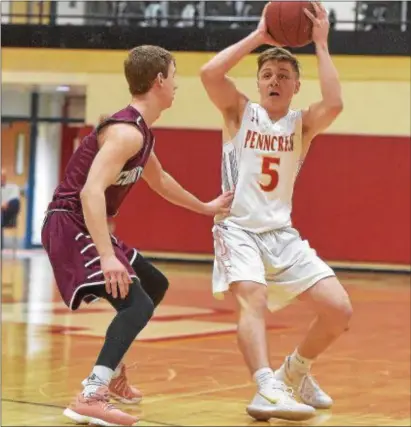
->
<box><xmin>2</xmin><ymin>48</ymin><xmax>410</xmax><ymax>135</ymax></box>
<box><xmin>3</xmin><ymin>48</ymin><xmax>410</xmax><ymax>82</ymax></box>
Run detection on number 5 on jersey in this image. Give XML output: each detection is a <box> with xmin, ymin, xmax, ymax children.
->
<box><xmin>259</xmin><ymin>156</ymin><xmax>280</xmax><ymax>192</ymax></box>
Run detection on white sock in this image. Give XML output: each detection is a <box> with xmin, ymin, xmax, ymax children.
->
<box><xmin>83</xmin><ymin>366</ymin><xmax>114</xmax><ymax>397</ymax></box>
<box><xmin>253</xmin><ymin>367</ymin><xmax>275</xmax><ymax>390</ymax></box>
<box><xmin>288</xmin><ymin>349</ymin><xmax>313</xmax><ymax>374</ymax></box>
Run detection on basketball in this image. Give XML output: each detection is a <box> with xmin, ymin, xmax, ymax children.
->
<box><xmin>264</xmin><ymin>1</ymin><xmax>315</xmax><ymax>47</ymax></box>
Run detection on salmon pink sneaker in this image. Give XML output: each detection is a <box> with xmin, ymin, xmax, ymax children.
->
<box><xmin>63</xmin><ymin>385</ymin><xmax>138</xmax><ymax>426</ymax></box>
<box><xmin>109</xmin><ymin>363</ymin><xmax>143</xmax><ymax>404</ymax></box>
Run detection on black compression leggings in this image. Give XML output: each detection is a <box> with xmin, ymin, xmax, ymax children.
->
<box><xmin>129</xmin><ymin>251</ymin><xmax>169</xmax><ymax>309</ymax></box>
<box><xmin>80</xmin><ymin>254</ymin><xmax>169</xmax><ymax>371</ymax></box>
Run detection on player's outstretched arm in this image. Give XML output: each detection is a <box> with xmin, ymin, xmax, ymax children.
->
<box><xmin>302</xmin><ymin>2</ymin><xmax>343</xmax><ymax>148</ymax></box>
<box><xmin>81</xmin><ymin>124</ymin><xmax>143</xmax><ymax>258</ymax></box>
<box><xmin>200</xmin><ymin>6</ymin><xmax>278</xmax><ymax>133</ymax></box>
<box><xmin>142</xmin><ymin>153</ymin><xmax>234</xmax><ymax>216</ymax></box>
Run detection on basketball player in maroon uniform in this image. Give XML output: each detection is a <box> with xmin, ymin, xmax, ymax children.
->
<box><xmin>42</xmin><ymin>45</ymin><xmax>233</xmax><ymax>427</ymax></box>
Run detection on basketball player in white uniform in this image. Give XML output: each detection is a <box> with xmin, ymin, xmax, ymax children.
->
<box><xmin>201</xmin><ymin>2</ymin><xmax>352</xmax><ymax>421</ymax></box>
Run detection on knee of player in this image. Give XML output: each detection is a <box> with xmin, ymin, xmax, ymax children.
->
<box><xmin>150</xmin><ymin>272</ymin><xmax>169</xmax><ymax>307</ymax></box>
<box><xmin>158</xmin><ymin>272</ymin><xmax>169</xmax><ymax>294</ymax></box>
<box><xmin>121</xmin><ymin>291</ymin><xmax>154</xmax><ymax>333</ymax></box>
<box><xmin>130</xmin><ymin>282</ymin><xmax>155</xmax><ymax>322</ymax></box>
<box><xmin>328</xmin><ymin>298</ymin><xmax>353</xmax><ymax>333</ymax></box>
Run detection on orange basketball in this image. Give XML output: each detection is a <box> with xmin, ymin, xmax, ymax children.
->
<box><xmin>264</xmin><ymin>1</ymin><xmax>314</xmax><ymax>47</ymax></box>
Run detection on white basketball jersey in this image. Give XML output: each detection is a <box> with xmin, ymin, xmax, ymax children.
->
<box><xmin>216</xmin><ymin>101</ymin><xmax>304</xmax><ymax>233</ymax></box>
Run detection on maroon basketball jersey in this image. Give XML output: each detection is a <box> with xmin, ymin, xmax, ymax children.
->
<box><xmin>48</xmin><ymin>105</ymin><xmax>154</xmax><ymax>217</ymax></box>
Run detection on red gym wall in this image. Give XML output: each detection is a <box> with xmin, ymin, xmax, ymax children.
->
<box><xmin>117</xmin><ymin>130</ymin><xmax>410</xmax><ymax>265</ymax></box>
<box><xmin>62</xmin><ymin>127</ymin><xmax>410</xmax><ymax>266</ymax></box>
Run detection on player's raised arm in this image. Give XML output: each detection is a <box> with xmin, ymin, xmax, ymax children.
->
<box><xmin>302</xmin><ymin>2</ymin><xmax>343</xmax><ymax>146</ymax></box>
<box><xmin>80</xmin><ymin>124</ymin><xmax>143</xmax><ymax>259</ymax></box>
<box><xmin>142</xmin><ymin>152</ymin><xmax>233</xmax><ymax>216</ymax></box>
<box><xmin>200</xmin><ymin>6</ymin><xmax>278</xmax><ymax>131</ymax></box>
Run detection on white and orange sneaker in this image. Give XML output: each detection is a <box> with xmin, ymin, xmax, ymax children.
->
<box><xmin>63</xmin><ymin>386</ymin><xmax>138</xmax><ymax>426</ymax></box>
<box><xmin>109</xmin><ymin>363</ymin><xmax>143</xmax><ymax>404</ymax></box>
<box><xmin>274</xmin><ymin>356</ymin><xmax>333</xmax><ymax>409</ymax></box>
<box><xmin>246</xmin><ymin>379</ymin><xmax>316</xmax><ymax>421</ymax></box>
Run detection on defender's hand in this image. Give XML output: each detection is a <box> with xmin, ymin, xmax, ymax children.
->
<box><xmin>304</xmin><ymin>2</ymin><xmax>329</xmax><ymax>45</ymax></box>
<box><xmin>203</xmin><ymin>191</ymin><xmax>234</xmax><ymax>216</ymax></box>
<box><xmin>100</xmin><ymin>254</ymin><xmax>132</xmax><ymax>299</ymax></box>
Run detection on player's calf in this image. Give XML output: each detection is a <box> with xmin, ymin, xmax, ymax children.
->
<box><xmin>300</xmin><ymin>276</ymin><xmax>353</xmax><ymax>339</ymax></box>
<box><xmin>274</xmin><ymin>278</ymin><xmax>352</xmax><ymax>409</ymax></box>
<box><xmin>80</xmin><ymin>280</ymin><xmax>154</xmax><ymax>400</ymax></box>
<box><xmin>232</xmin><ymin>281</ymin><xmax>270</xmax><ymax>373</ymax></box>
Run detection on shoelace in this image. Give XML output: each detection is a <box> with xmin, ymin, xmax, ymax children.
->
<box><xmin>272</xmin><ymin>380</ymin><xmax>295</xmax><ymax>398</ymax></box>
<box><xmin>87</xmin><ymin>391</ymin><xmax>115</xmax><ymax>410</ymax></box>
<box><xmin>123</xmin><ymin>362</ymin><xmax>138</xmax><ymax>372</ymax></box>
<box><xmin>303</xmin><ymin>373</ymin><xmax>322</xmax><ymax>392</ymax></box>
<box><xmin>113</xmin><ymin>374</ymin><xmax>130</xmax><ymax>394</ymax></box>
<box><xmin>286</xmin><ymin>362</ymin><xmax>321</xmax><ymax>392</ymax></box>
<box><xmin>113</xmin><ymin>366</ymin><xmax>140</xmax><ymax>395</ymax></box>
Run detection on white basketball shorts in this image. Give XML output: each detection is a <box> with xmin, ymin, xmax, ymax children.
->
<box><xmin>212</xmin><ymin>223</ymin><xmax>335</xmax><ymax>312</ymax></box>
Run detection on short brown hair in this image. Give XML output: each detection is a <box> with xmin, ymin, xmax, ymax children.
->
<box><xmin>257</xmin><ymin>47</ymin><xmax>300</xmax><ymax>77</ymax></box>
<box><xmin>124</xmin><ymin>45</ymin><xmax>175</xmax><ymax>95</ymax></box>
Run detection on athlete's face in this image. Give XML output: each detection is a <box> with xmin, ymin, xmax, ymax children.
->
<box><xmin>257</xmin><ymin>60</ymin><xmax>300</xmax><ymax>107</ymax></box>
<box><xmin>158</xmin><ymin>62</ymin><xmax>177</xmax><ymax>109</ymax></box>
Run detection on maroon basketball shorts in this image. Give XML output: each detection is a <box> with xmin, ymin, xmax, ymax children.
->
<box><xmin>42</xmin><ymin>210</ymin><xmax>138</xmax><ymax>310</ymax></box>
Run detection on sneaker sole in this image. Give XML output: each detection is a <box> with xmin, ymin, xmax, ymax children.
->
<box><xmin>302</xmin><ymin>400</ymin><xmax>333</xmax><ymax>410</ymax></box>
<box><xmin>63</xmin><ymin>408</ymin><xmax>138</xmax><ymax>426</ymax></box>
<box><xmin>246</xmin><ymin>405</ymin><xmax>316</xmax><ymax>422</ymax></box>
